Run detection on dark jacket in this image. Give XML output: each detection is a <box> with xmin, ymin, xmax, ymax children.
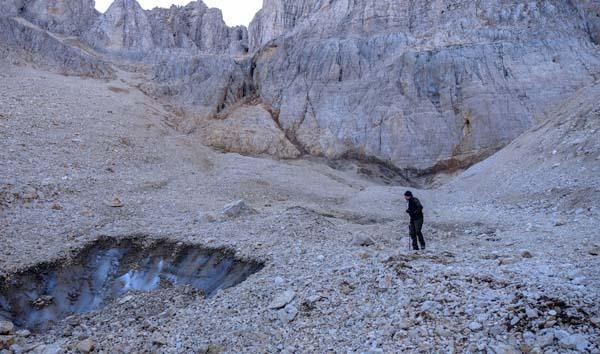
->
<box><xmin>406</xmin><ymin>197</ymin><xmax>424</xmax><ymax>220</ymax></box>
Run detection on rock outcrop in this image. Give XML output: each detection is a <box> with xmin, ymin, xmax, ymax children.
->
<box><xmin>142</xmin><ymin>54</ymin><xmax>248</xmax><ymax>118</ymax></box>
<box><xmin>8</xmin><ymin>0</ymin><xmax>99</xmax><ymax>35</ymax></box>
<box><xmin>448</xmin><ymin>80</ymin><xmax>600</xmax><ymax>208</ymax></box>
<box><xmin>0</xmin><ymin>17</ymin><xmax>114</xmax><ymax>79</ymax></box>
<box><xmin>83</xmin><ymin>0</ymin><xmax>248</xmax><ymax>57</ymax></box>
<box><xmin>249</xmin><ymin>0</ymin><xmax>600</xmax><ymax>172</ymax></box>
<box><xmin>199</xmin><ymin>104</ymin><xmax>301</xmax><ymax>159</ymax></box>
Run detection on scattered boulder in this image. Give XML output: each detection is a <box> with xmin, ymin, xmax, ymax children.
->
<box><xmin>535</xmin><ymin>331</ymin><xmax>555</xmax><ymax>348</ymax></box>
<box><xmin>30</xmin><ymin>343</ymin><xmax>62</xmax><ymax>354</ymax></box>
<box><xmin>468</xmin><ymin>322</ymin><xmax>483</xmax><ymax>331</ymax></box>
<box><xmin>0</xmin><ymin>335</ymin><xmax>15</xmax><ymax>350</ymax></box>
<box><xmin>268</xmin><ymin>290</ymin><xmax>296</xmax><ymax>309</ymax></box>
<box><xmin>221</xmin><ymin>200</ymin><xmax>254</xmax><ymax>219</ymax></box>
<box><xmin>150</xmin><ymin>333</ymin><xmax>167</xmax><ymax>346</ymax></box>
<box><xmin>107</xmin><ymin>197</ymin><xmax>123</xmax><ymax>208</ymax></box>
<box><xmin>76</xmin><ymin>339</ymin><xmax>96</xmax><ymax>353</ymax></box>
<box><xmin>15</xmin><ymin>329</ymin><xmax>30</xmax><ymax>338</ymax></box>
<box><xmin>487</xmin><ymin>342</ymin><xmax>520</xmax><ymax>354</ymax></box>
<box><xmin>278</xmin><ymin>303</ymin><xmax>298</xmax><ymax>323</ymax></box>
<box><xmin>0</xmin><ymin>321</ymin><xmax>14</xmax><ymax>335</ymax></box>
<box><xmin>521</xmin><ymin>251</ymin><xmax>533</xmax><ymax>258</ymax></box>
<box><xmin>351</xmin><ymin>234</ymin><xmax>375</xmax><ymax>247</ymax></box>
<box><xmin>206</xmin><ymin>343</ymin><xmax>224</xmax><ymax>354</ymax></box>
<box><xmin>558</xmin><ymin>333</ymin><xmax>589</xmax><ymax>351</ymax></box>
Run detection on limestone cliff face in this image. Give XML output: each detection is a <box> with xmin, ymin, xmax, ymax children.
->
<box><xmin>5</xmin><ymin>0</ymin><xmax>99</xmax><ymax>35</ymax></box>
<box><xmin>248</xmin><ymin>0</ymin><xmax>600</xmax><ymax>171</ymax></box>
<box><xmin>0</xmin><ymin>17</ymin><xmax>114</xmax><ymax>78</ymax></box>
<box><xmin>248</xmin><ymin>0</ymin><xmax>320</xmax><ymax>52</ymax></box>
<box><xmin>83</xmin><ymin>0</ymin><xmax>248</xmax><ymax>57</ymax></box>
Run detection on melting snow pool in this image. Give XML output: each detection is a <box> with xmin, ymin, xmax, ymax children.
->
<box><xmin>0</xmin><ymin>237</ymin><xmax>262</xmax><ymax>329</ymax></box>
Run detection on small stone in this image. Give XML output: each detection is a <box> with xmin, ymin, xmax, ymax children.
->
<box><xmin>206</xmin><ymin>343</ymin><xmax>224</xmax><ymax>354</ymax></box>
<box><xmin>521</xmin><ymin>251</ymin><xmax>533</xmax><ymax>258</ymax></box>
<box><xmin>559</xmin><ymin>333</ymin><xmax>589</xmax><ymax>351</ymax></box>
<box><xmin>278</xmin><ymin>304</ymin><xmax>298</xmax><ymax>323</ymax></box>
<box><xmin>10</xmin><ymin>343</ymin><xmax>24</xmax><ymax>354</ymax></box>
<box><xmin>525</xmin><ymin>307</ymin><xmax>539</xmax><ymax>319</ymax></box>
<box><xmin>15</xmin><ymin>329</ymin><xmax>30</xmax><ymax>338</ymax></box>
<box><xmin>306</xmin><ymin>294</ymin><xmax>322</xmax><ymax>303</ymax></box>
<box><xmin>31</xmin><ymin>343</ymin><xmax>62</xmax><ymax>354</ymax></box>
<box><xmin>351</xmin><ymin>234</ymin><xmax>375</xmax><ymax>247</ymax></box>
<box><xmin>151</xmin><ymin>333</ymin><xmax>167</xmax><ymax>346</ymax></box>
<box><xmin>520</xmin><ymin>343</ymin><xmax>532</xmax><ymax>353</ymax></box>
<box><xmin>487</xmin><ymin>342</ymin><xmax>519</xmax><ymax>354</ymax></box>
<box><xmin>117</xmin><ymin>295</ymin><xmax>134</xmax><ymax>305</ymax></box>
<box><xmin>221</xmin><ymin>200</ymin><xmax>253</xmax><ymax>218</ymax></box>
<box><xmin>51</xmin><ymin>203</ymin><xmax>63</xmax><ymax>210</ymax></box>
<box><xmin>0</xmin><ymin>321</ymin><xmax>14</xmax><ymax>335</ymax></box>
<box><xmin>107</xmin><ymin>197</ymin><xmax>123</xmax><ymax>208</ymax></box>
<box><xmin>510</xmin><ymin>316</ymin><xmax>520</xmax><ymax>326</ymax></box>
<box><xmin>420</xmin><ymin>300</ymin><xmax>441</xmax><ymax>313</ymax></box>
<box><xmin>468</xmin><ymin>322</ymin><xmax>483</xmax><ymax>331</ymax></box>
<box><xmin>0</xmin><ymin>335</ymin><xmax>15</xmax><ymax>350</ymax></box>
<box><xmin>535</xmin><ymin>332</ymin><xmax>555</xmax><ymax>348</ymax></box>
<box><xmin>76</xmin><ymin>339</ymin><xmax>96</xmax><ymax>353</ymax></box>
<box><xmin>499</xmin><ymin>258</ymin><xmax>517</xmax><ymax>265</ymax></box>
<box><xmin>554</xmin><ymin>220</ymin><xmax>566</xmax><ymax>227</ymax></box>
<box><xmin>547</xmin><ymin>310</ymin><xmax>557</xmax><ymax>316</ymax></box>
<box><xmin>32</xmin><ymin>295</ymin><xmax>54</xmax><ymax>309</ymax></box>
<box><xmin>268</xmin><ymin>290</ymin><xmax>296</xmax><ymax>309</ymax></box>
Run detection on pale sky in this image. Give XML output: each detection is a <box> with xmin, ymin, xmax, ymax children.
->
<box><xmin>94</xmin><ymin>0</ymin><xmax>263</xmax><ymax>26</ymax></box>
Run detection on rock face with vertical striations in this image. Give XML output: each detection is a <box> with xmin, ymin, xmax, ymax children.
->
<box><xmin>248</xmin><ymin>0</ymin><xmax>600</xmax><ymax>172</ymax></box>
<box><xmin>8</xmin><ymin>0</ymin><xmax>99</xmax><ymax>35</ymax></box>
<box><xmin>0</xmin><ymin>17</ymin><xmax>114</xmax><ymax>79</ymax></box>
<box><xmin>83</xmin><ymin>0</ymin><xmax>248</xmax><ymax>57</ymax></box>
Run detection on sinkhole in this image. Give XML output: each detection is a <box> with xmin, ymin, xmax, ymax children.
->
<box><xmin>0</xmin><ymin>237</ymin><xmax>263</xmax><ymax>329</ymax></box>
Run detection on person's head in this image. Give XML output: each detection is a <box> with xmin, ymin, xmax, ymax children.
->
<box><xmin>404</xmin><ymin>191</ymin><xmax>413</xmax><ymax>200</ymax></box>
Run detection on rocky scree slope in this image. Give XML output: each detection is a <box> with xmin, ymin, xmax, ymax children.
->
<box><xmin>2</xmin><ymin>0</ymin><xmax>600</xmax><ymax>176</ymax></box>
<box><xmin>446</xmin><ymin>80</ymin><xmax>600</xmax><ymax>217</ymax></box>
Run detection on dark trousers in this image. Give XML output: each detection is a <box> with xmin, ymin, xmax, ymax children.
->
<box><xmin>409</xmin><ymin>218</ymin><xmax>425</xmax><ymax>250</ymax></box>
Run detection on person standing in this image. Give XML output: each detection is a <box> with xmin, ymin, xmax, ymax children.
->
<box><xmin>404</xmin><ymin>191</ymin><xmax>426</xmax><ymax>251</ymax></box>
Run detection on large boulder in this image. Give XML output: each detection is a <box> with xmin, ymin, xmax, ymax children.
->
<box><xmin>200</xmin><ymin>104</ymin><xmax>301</xmax><ymax>159</ymax></box>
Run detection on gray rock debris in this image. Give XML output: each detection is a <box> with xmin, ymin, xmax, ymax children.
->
<box><xmin>351</xmin><ymin>234</ymin><xmax>375</xmax><ymax>247</ymax></box>
<box><xmin>0</xmin><ymin>321</ymin><xmax>13</xmax><ymax>335</ymax></box>
<box><xmin>268</xmin><ymin>290</ymin><xmax>296</xmax><ymax>309</ymax></box>
<box><xmin>221</xmin><ymin>200</ymin><xmax>254</xmax><ymax>219</ymax></box>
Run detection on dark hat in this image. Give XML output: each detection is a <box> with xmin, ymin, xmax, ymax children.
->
<box><xmin>404</xmin><ymin>191</ymin><xmax>413</xmax><ymax>197</ymax></box>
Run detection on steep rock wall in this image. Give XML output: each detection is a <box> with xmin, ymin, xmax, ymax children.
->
<box><xmin>248</xmin><ymin>0</ymin><xmax>600</xmax><ymax>172</ymax></box>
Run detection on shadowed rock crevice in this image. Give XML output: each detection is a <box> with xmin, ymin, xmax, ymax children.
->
<box><xmin>0</xmin><ymin>237</ymin><xmax>263</xmax><ymax>330</ymax></box>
